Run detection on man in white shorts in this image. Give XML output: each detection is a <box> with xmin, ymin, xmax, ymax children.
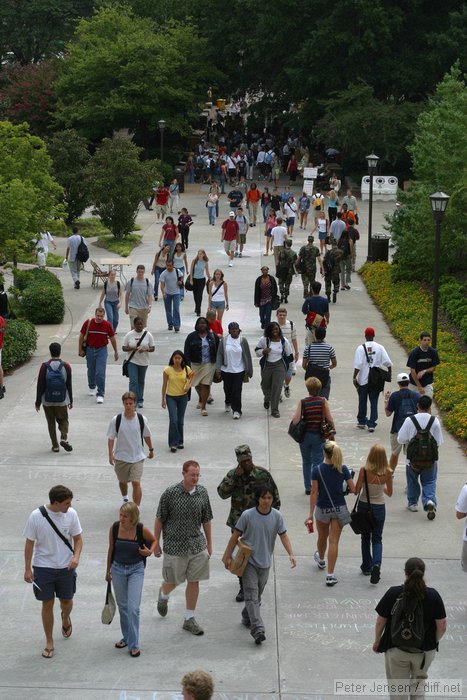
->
<box><xmin>154</xmin><ymin>460</ymin><xmax>213</xmax><ymax>636</ymax></box>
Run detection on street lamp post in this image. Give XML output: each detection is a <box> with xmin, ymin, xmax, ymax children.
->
<box><xmin>429</xmin><ymin>191</ymin><xmax>450</xmax><ymax>348</ymax></box>
<box><xmin>366</xmin><ymin>153</ymin><xmax>379</xmax><ymax>262</ymax></box>
<box><xmin>158</xmin><ymin>119</ymin><xmax>166</xmax><ymax>162</ymax></box>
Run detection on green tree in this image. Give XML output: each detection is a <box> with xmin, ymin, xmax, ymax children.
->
<box><xmin>54</xmin><ymin>5</ymin><xmax>219</xmax><ymax>143</ymax></box>
<box><xmin>389</xmin><ymin>67</ymin><xmax>467</xmax><ymax>281</ymax></box>
<box><xmin>87</xmin><ymin>136</ymin><xmax>154</xmax><ymax>239</ymax></box>
<box><xmin>47</xmin><ymin>129</ymin><xmax>91</xmax><ymax>223</ymax></box>
<box><xmin>0</xmin><ymin>121</ymin><xmax>64</xmax><ymax>264</ymax></box>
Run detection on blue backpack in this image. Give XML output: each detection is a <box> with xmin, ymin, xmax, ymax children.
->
<box><xmin>44</xmin><ymin>361</ymin><xmax>67</xmax><ymax>402</ymax></box>
<box><xmin>394</xmin><ymin>389</ymin><xmax>418</xmax><ymax>432</ymax></box>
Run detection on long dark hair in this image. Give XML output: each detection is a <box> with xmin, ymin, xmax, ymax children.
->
<box><xmin>264</xmin><ymin>321</ymin><xmax>282</xmax><ymax>340</ymax></box>
<box><xmin>168</xmin><ymin>350</ymin><xmax>187</xmax><ymax>369</ymax></box>
<box><xmin>403</xmin><ymin>557</ymin><xmax>427</xmax><ymax>601</ymax></box>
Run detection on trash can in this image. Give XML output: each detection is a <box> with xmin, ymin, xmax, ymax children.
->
<box><xmin>371</xmin><ymin>233</ymin><xmax>390</xmax><ymax>262</ymax></box>
<box><xmin>174</xmin><ymin>165</ymin><xmax>185</xmax><ymax>193</ymax></box>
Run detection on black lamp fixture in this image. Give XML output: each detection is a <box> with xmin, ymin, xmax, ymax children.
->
<box><xmin>429</xmin><ymin>191</ymin><xmax>450</xmax><ymax>348</ymax></box>
<box><xmin>366</xmin><ymin>153</ymin><xmax>379</xmax><ymax>262</ymax></box>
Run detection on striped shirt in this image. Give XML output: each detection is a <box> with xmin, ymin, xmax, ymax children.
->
<box><xmin>303</xmin><ymin>342</ymin><xmax>336</xmax><ymax>368</ymax></box>
<box><xmin>303</xmin><ymin>396</ymin><xmax>325</xmax><ymax>432</ymax></box>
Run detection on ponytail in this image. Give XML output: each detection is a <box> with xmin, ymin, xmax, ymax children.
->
<box><xmin>403</xmin><ymin>557</ymin><xmax>427</xmax><ymax>601</ymax></box>
<box><xmin>323</xmin><ymin>441</ymin><xmax>343</xmax><ymax>472</ymax></box>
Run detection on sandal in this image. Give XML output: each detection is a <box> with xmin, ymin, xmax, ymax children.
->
<box><xmin>61</xmin><ymin>612</ymin><xmax>72</xmax><ymax>638</ymax></box>
<box><xmin>130</xmin><ymin>649</ymin><xmax>141</xmax><ymax>657</ymax></box>
<box><xmin>201</xmin><ymin>409</ymin><xmax>208</xmax><ymax>417</ymax></box>
<box><xmin>42</xmin><ymin>647</ymin><xmax>54</xmax><ymax>658</ymax></box>
<box><xmin>115</xmin><ymin>640</ymin><xmax>128</xmax><ymax>649</ymax></box>
<box><xmin>51</xmin><ymin>447</ymin><xmax>60</xmax><ymax>453</ymax></box>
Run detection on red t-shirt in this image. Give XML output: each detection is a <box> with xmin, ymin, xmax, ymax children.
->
<box><xmin>162</xmin><ymin>223</ymin><xmax>178</xmax><ymax>240</ymax></box>
<box><xmin>0</xmin><ymin>315</ymin><xmax>5</xmax><ymax>350</ymax></box>
<box><xmin>209</xmin><ymin>320</ymin><xmax>224</xmax><ymax>336</ymax></box>
<box><xmin>247</xmin><ymin>189</ymin><xmax>261</xmax><ymax>203</ymax></box>
<box><xmin>156</xmin><ymin>188</ymin><xmax>169</xmax><ymax>205</ymax></box>
<box><xmin>80</xmin><ymin>318</ymin><xmax>115</xmax><ymax>348</ymax></box>
<box><xmin>222</xmin><ymin>220</ymin><xmax>239</xmax><ymax>241</ymax></box>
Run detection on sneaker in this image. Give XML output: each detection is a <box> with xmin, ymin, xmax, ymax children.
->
<box><xmin>74</xmin><ymin>280</ymin><xmax>80</xmax><ymax>289</ymax></box>
<box><xmin>263</xmin><ymin>400</ymin><xmax>270</xmax><ymax>410</ymax></box>
<box><xmin>357</xmin><ymin>423</ymin><xmax>366</xmax><ymax>429</ymax></box>
<box><xmin>238</xmin><ymin>252</ymin><xmax>242</xmax><ymax>258</ymax></box>
<box><xmin>271</xmin><ymin>409</ymin><xmax>280</xmax><ymax>418</ymax></box>
<box><xmin>407</xmin><ymin>504</ymin><xmax>418</xmax><ymax>512</ymax></box>
<box><xmin>236</xmin><ymin>588</ymin><xmax>244</xmax><ymax>602</ymax></box>
<box><xmin>225</xmin><ymin>403</ymin><xmax>231</xmax><ymax>412</ymax></box>
<box><xmin>345</xmin><ymin>284</ymin><xmax>351</xmax><ymax>290</ymax></box>
<box><xmin>368</xmin><ymin>427</ymin><xmax>375</xmax><ymax>433</ymax></box>
<box><xmin>157</xmin><ymin>588</ymin><xmax>168</xmax><ymax>617</ymax></box>
<box><xmin>60</xmin><ymin>440</ymin><xmax>73</xmax><ymax>452</ymax></box>
<box><xmin>284</xmin><ymin>385</ymin><xmax>290</xmax><ymax>398</ymax></box>
<box><xmin>137</xmin><ymin>402</ymin><xmax>144</xmax><ymax>409</ymax></box>
<box><xmin>122</xmin><ymin>496</ymin><xmax>129</xmax><ymax>503</ymax></box>
<box><xmin>206</xmin><ymin>397</ymin><xmax>214</xmax><ymax>404</ymax></box>
<box><xmin>88</xmin><ymin>387</ymin><xmax>97</xmax><ymax>396</ymax></box>
<box><xmin>426</xmin><ymin>500</ymin><xmax>436</xmax><ymax>520</ymax></box>
<box><xmin>174</xmin><ymin>328</ymin><xmax>179</xmax><ymax>333</ymax></box>
<box><xmin>96</xmin><ymin>396</ymin><xmax>104</xmax><ymax>404</ymax></box>
<box><xmin>314</xmin><ymin>551</ymin><xmax>326</xmax><ymax>570</ymax></box>
<box><xmin>234</xmin><ymin>251</ymin><xmax>239</xmax><ymax>257</ymax></box>
<box><xmin>233</xmin><ymin>412</ymin><xmax>241</xmax><ymax>419</ymax></box>
<box><xmin>228</xmin><ymin>261</ymin><xmax>233</xmax><ymax>267</ymax></box>
<box><xmin>168</xmin><ymin>326</ymin><xmax>173</xmax><ymax>331</ymax></box>
<box><xmin>326</xmin><ymin>293</ymin><xmax>331</xmax><ymax>302</ymax></box>
<box><xmin>370</xmin><ymin>565</ymin><xmax>381</xmax><ymax>584</ymax></box>
<box><xmin>332</xmin><ymin>292</ymin><xmax>337</xmax><ymax>303</ymax></box>
<box><xmin>254</xmin><ymin>632</ymin><xmax>266</xmax><ymax>645</ymax></box>
<box><xmin>201</xmin><ymin>409</ymin><xmax>208</xmax><ymax>416</ymax></box>
<box><xmin>182</xmin><ymin>617</ymin><xmax>204</xmax><ymax>636</ymax></box>
<box><xmin>326</xmin><ymin>574</ymin><xmax>338</xmax><ymax>587</ymax></box>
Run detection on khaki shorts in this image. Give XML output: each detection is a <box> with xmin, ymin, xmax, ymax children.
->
<box><xmin>239</xmin><ymin>233</ymin><xmax>247</xmax><ymax>244</ymax></box>
<box><xmin>390</xmin><ymin>432</ymin><xmax>404</xmax><ymax>457</ymax></box>
<box><xmin>224</xmin><ymin>239</ymin><xmax>236</xmax><ymax>253</ymax></box>
<box><xmin>162</xmin><ymin>550</ymin><xmax>210</xmax><ymax>585</ymax></box>
<box><xmin>114</xmin><ymin>459</ymin><xmax>144</xmax><ymax>483</ymax></box>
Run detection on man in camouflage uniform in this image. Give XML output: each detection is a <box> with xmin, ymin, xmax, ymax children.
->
<box><xmin>276</xmin><ymin>239</ymin><xmax>297</xmax><ymax>304</ymax></box>
<box><xmin>217</xmin><ymin>444</ymin><xmax>281</xmax><ymax>602</ymax></box>
<box><xmin>324</xmin><ymin>238</ymin><xmax>343</xmax><ymax>304</ymax></box>
<box><xmin>296</xmin><ymin>235</ymin><xmax>322</xmax><ymax>298</ymax></box>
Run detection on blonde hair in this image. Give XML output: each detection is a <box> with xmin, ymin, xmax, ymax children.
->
<box><xmin>323</xmin><ymin>440</ymin><xmax>343</xmax><ymax>472</ymax></box>
<box><xmin>329</xmin><ymin>190</ymin><xmax>337</xmax><ymax>201</ymax></box>
<box><xmin>365</xmin><ymin>444</ymin><xmax>392</xmax><ymax>476</ymax></box>
<box><xmin>181</xmin><ymin>670</ymin><xmax>214</xmax><ymax>700</ymax></box>
<box><xmin>120</xmin><ymin>501</ymin><xmax>140</xmax><ymax>525</ymax></box>
<box><xmin>305</xmin><ymin>376</ymin><xmax>322</xmax><ymax>395</ymax></box>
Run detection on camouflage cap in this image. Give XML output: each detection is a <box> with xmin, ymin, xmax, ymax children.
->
<box><xmin>235</xmin><ymin>444</ymin><xmax>252</xmax><ymax>462</ymax></box>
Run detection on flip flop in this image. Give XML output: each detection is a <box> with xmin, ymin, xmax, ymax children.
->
<box><xmin>130</xmin><ymin>649</ymin><xmax>141</xmax><ymax>657</ymax></box>
<box><xmin>115</xmin><ymin>640</ymin><xmax>128</xmax><ymax>649</ymax></box>
<box><xmin>61</xmin><ymin>612</ymin><xmax>72</xmax><ymax>638</ymax></box>
<box><xmin>42</xmin><ymin>647</ymin><xmax>54</xmax><ymax>658</ymax></box>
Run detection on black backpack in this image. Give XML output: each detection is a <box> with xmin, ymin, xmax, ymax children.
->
<box><xmin>390</xmin><ymin>592</ymin><xmax>424</xmax><ymax>652</ymax></box>
<box><xmin>44</xmin><ymin>360</ymin><xmax>67</xmax><ymax>403</ymax></box>
<box><xmin>115</xmin><ymin>412</ymin><xmax>145</xmax><ymax>444</ymax></box>
<box><xmin>323</xmin><ymin>250</ymin><xmax>334</xmax><ymax>274</ymax></box>
<box><xmin>406</xmin><ymin>416</ymin><xmax>438</xmax><ymax>470</ymax></box>
<box><xmin>76</xmin><ymin>236</ymin><xmax>89</xmax><ymax>263</ymax></box>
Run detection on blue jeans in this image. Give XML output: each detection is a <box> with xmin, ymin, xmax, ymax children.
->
<box><xmin>262</xmin><ymin>203</ymin><xmax>270</xmax><ymax>221</ymax></box>
<box><xmin>111</xmin><ymin>561</ymin><xmax>145</xmax><ymax>652</ymax></box>
<box><xmin>299</xmin><ymin>430</ymin><xmax>324</xmax><ymax>491</ymax></box>
<box><xmin>208</xmin><ymin>206</ymin><xmax>216</xmax><ymax>225</ymax></box>
<box><xmin>175</xmin><ymin>266</ymin><xmax>185</xmax><ymax>299</ymax></box>
<box><xmin>127</xmin><ymin>362</ymin><xmax>148</xmax><ymax>405</ymax></box>
<box><xmin>164</xmin><ymin>293</ymin><xmax>181</xmax><ymax>329</ymax></box>
<box><xmin>220</xmin><ymin>173</ymin><xmax>226</xmax><ymax>193</ymax></box>
<box><xmin>154</xmin><ymin>267</ymin><xmax>164</xmax><ymax>298</ymax></box>
<box><xmin>357</xmin><ymin>502</ymin><xmax>386</xmax><ymax>571</ymax></box>
<box><xmin>166</xmin><ymin>394</ymin><xmax>188</xmax><ymax>447</ymax></box>
<box><xmin>86</xmin><ymin>346</ymin><xmax>107</xmax><ymax>397</ymax></box>
<box><xmin>406</xmin><ymin>463</ymin><xmax>438</xmax><ymax>509</ymax></box>
<box><xmin>162</xmin><ymin>239</ymin><xmax>175</xmax><ymax>256</ymax></box>
<box><xmin>104</xmin><ymin>300</ymin><xmax>119</xmax><ymax>331</ymax></box>
<box><xmin>259</xmin><ymin>302</ymin><xmax>272</xmax><ymax>329</ymax></box>
<box><xmin>357</xmin><ymin>383</ymin><xmax>380</xmax><ymax>428</ymax></box>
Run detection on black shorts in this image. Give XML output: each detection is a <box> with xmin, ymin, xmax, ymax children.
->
<box><xmin>33</xmin><ymin>566</ymin><xmax>77</xmax><ymax>601</ymax></box>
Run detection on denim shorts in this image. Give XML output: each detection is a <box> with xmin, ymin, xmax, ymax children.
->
<box><xmin>286</xmin><ymin>217</ymin><xmax>295</xmax><ymax>227</ymax></box>
<box><xmin>33</xmin><ymin>566</ymin><xmax>77</xmax><ymax>601</ymax></box>
<box><xmin>315</xmin><ymin>504</ymin><xmax>349</xmax><ymax>524</ymax></box>
<box><xmin>210</xmin><ymin>300</ymin><xmax>225</xmax><ymax>310</ymax></box>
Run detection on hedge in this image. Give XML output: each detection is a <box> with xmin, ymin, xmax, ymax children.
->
<box><xmin>13</xmin><ymin>268</ymin><xmax>65</xmax><ymax>324</ymax></box>
<box><xmin>360</xmin><ymin>262</ymin><xmax>467</xmax><ymax>441</ymax></box>
<box><xmin>439</xmin><ymin>277</ymin><xmax>467</xmax><ymax>344</ymax></box>
<box><xmin>2</xmin><ymin>319</ymin><xmax>37</xmax><ymax>372</ymax></box>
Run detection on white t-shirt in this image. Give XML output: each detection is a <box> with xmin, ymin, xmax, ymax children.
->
<box><xmin>222</xmin><ymin>336</ymin><xmax>244</xmax><ymax>373</ymax></box>
<box><xmin>397</xmin><ymin>412</ymin><xmax>444</xmax><ymax>447</ymax></box>
<box><xmin>271</xmin><ymin>226</ymin><xmax>288</xmax><ymax>247</ymax></box>
<box><xmin>123</xmin><ymin>329</ymin><xmax>155</xmax><ymax>367</ymax></box>
<box><xmin>353</xmin><ymin>341</ymin><xmax>392</xmax><ymax>385</ymax></box>
<box><xmin>107</xmin><ymin>413</ymin><xmax>151</xmax><ymax>462</ymax></box>
<box><xmin>456</xmin><ymin>485</ymin><xmax>467</xmax><ymax>541</ymax></box>
<box><xmin>23</xmin><ymin>507</ymin><xmax>82</xmax><ymax>569</ymax></box>
<box><xmin>278</xmin><ymin>319</ymin><xmax>297</xmax><ymax>345</ymax></box>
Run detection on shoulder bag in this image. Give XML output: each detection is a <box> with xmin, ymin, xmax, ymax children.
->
<box><xmin>350</xmin><ymin>470</ymin><xmax>377</xmax><ymax>535</ymax></box>
<box><xmin>317</xmin><ymin>466</ymin><xmax>351</xmax><ymax>526</ymax></box>
<box><xmin>122</xmin><ymin>331</ymin><xmax>147</xmax><ymax>377</ymax></box>
<box><xmin>362</xmin><ymin>344</ymin><xmax>391</xmax><ymax>393</ymax></box>
<box><xmin>101</xmin><ymin>581</ymin><xmax>116</xmax><ymax>624</ymax></box>
<box><xmin>39</xmin><ymin>505</ymin><xmax>74</xmax><ymax>552</ymax></box>
<box><xmin>288</xmin><ymin>399</ymin><xmax>307</xmax><ymax>443</ymax></box>
<box><xmin>81</xmin><ymin>319</ymin><xmax>92</xmax><ymax>353</ymax></box>
<box><xmin>320</xmin><ymin>398</ymin><xmax>336</xmax><ymax>440</ymax></box>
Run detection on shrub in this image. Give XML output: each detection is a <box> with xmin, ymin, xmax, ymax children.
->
<box><xmin>2</xmin><ymin>319</ymin><xmax>37</xmax><ymax>372</ymax></box>
<box><xmin>95</xmin><ymin>234</ymin><xmax>142</xmax><ymax>257</ymax></box>
<box><xmin>360</xmin><ymin>262</ymin><xmax>467</xmax><ymax>442</ymax></box>
<box><xmin>22</xmin><ymin>281</ymin><xmax>65</xmax><ymax>324</ymax></box>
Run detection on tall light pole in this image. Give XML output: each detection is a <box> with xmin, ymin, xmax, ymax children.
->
<box><xmin>158</xmin><ymin>119</ymin><xmax>166</xmax><ymax>162</ymax></box>
<box><xmin>429</xmin><ymin>191</ymin><xmax>450</xmax><ymax>348</ymax></box>
<box><xmin>366</xmin><ymin>153</ymin><xmax>379</xmax><ymax>262</ymax></box>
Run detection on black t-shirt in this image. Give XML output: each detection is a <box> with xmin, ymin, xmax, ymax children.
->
<box><xmin>228</xmin><ymin>190</ymin><xmax>243</xmax><ymax>206</ymax></box>
<box><xmin>375</xmin><ymin>585</ymin><xmax>446</xmax><ymax>652</ymax></box>
<box><xmin>270</xmin><ymin>195</ymin><xmax>281</xmax><ymax>212</ymax></box>
<box><xmin>407</xmin><ymin>347</ymin><xmax>440</xmax><ymax>387</ymax></box>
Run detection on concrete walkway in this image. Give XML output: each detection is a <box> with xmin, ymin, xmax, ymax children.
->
<box><xmin>0</xmin><ymin>180</ymin><xmax>465</xmax><ymax>700</ymax></box>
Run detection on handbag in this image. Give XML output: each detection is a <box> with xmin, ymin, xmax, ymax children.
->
<box><xmin>317</xmin><ymin>465</ymin><xmax>351</xmax><ymax>527</ymax></box>
<box><xmin>122</xmin><ymin>331</ymin><xmax>147</xmax><ymax>377</ymax></box>
<box><xmin>271</xmin><ymin>293</ymin><xmax>281</xmax><ymax>310</ymax></box>
<box><xmin>184</xmin><ymin>278</ymin><xmax>194</xmax><ymax>291</ymax></box>
<box><xmin>305</xmin><ymin>360</ymin><xmax>330</xmax><ymax>387</ymax></box>
<box><xmin>288</xmin><ymin>399</ymin><xmax>307</xmax><ymax>443</ymax></box>
<box><xmin>320</xmin><ymin>400</ymin><xmax>335</xmax><ymax>440</ymax></box>
<box><xmin>362</xmin><ymin>344</ymin><xmax>391</xmax><ymax>393</ymax></box>
<box><xmin>350</xmin><ymin>470</ymin><xmax>377</xmax><ymax>535</ymax></box>
<box><xmin>101</xmin><ymin>581</ymin><xmax>116</xmax><ymax>624</ymax></box>
<box><xmin>81</xmin><ymin>319</ymin><xmax>92</xmax><ymax>353</ymax></box>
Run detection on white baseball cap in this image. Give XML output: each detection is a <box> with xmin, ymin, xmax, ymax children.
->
<box><xmin>397</xmin><ymin>372</ymin><xmax>410</xmax><ymax>382</ymax></box>
<box><xmin>229</xmin><ymin>211</ymin><xmax>235</xmax><ymax>216</ymax></box>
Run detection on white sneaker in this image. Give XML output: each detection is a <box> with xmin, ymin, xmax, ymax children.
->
<box><xmin>225</xmin><ymin>403</ymin><xmax>231</xmax><ymax>412</ymax></box>
<box><xmin>228</xmin><ymin>261</ymin><xmax>233</xmax><ymax>267</ymax></box>
<box><xmin>88</xmin><ymin>387</ymin><xmax>97</xmax><ymax>396</ymax></box>
<box><xmin>233</xmin><ymin>412</ymin><xmax>241</xmax><ymax>419</ymax></box>
<box><xmin>96</xmin><ymin>396</ymin><xmax>104</xmax><ymax>404</ymax></box>
<box><xmin>407</xmin><ymin>504</ymin><xmax>418</xmax><ymax>512</ymax></box>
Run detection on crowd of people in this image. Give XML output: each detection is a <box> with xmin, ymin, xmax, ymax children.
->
<box><xmin>2</xmin><ymin>140</ymin><xmax>461</xmax><ymax>697</ymax></box>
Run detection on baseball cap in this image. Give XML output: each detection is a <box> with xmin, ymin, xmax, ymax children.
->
<box><xmin>229</xmin><ymin>211</ymin><xmax>235</xmax><ymax>216</ymax></box>
<box><xmin>397</xmin><ymin>372</ymin><xmax>410</xmax><ymax>382</ymax></box>
<box><xmin>228</xmin><ymin>321</ymin><xmax>240</xmax><ymax>332</ymax></box>
<box><xmin>364</xmin><ymin>327</ymin><xmax>375</xmax><ymax>337</ymax></box>
<box><xmin>307</xmin><ymin>235</ymin><xmax>314</xmax><ymax>242</ymax></box>
<box><xmin>235</xmin><ymin>444</ymin><xmax>252</xmax><ymax>463</ymax></box>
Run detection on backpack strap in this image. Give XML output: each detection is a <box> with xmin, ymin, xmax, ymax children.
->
<box><xmin>39</xmin><ymin>505</ymin><xmax>74</xmax><ymax>553</ymax></box>
<box><xmin>426</xmin><ymin>416</ymin><xmax>435</xmax><ymax>431</ymax></box>
<box><xmin>410</xmin><ymin>415</ymin><xmax>421</xmax><ymax>431</ymax></box>
<box><xmin>116</xmin><ymin>413</ymin><xmax>122</xmax><ymax>434</ymax></box>
<box><xmin>110</xmin><ymin>521</ymin><xmax>119</xmax><ymax>564</ymax></box>
<box><xmin>115</xmin><ymin>412</ymin><xmax>144</xmax><ymax>444</ymax></box>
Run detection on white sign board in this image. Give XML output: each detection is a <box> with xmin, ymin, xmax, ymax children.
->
<box><xmin>303</xmin><ymin>180</ymin><xmax>314</xmax><ymax>195</ymax></box>
<box><xmin>303</xmin><ymin>167</ymin><xmax>317</xmax><ymax>180</ymax></box>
